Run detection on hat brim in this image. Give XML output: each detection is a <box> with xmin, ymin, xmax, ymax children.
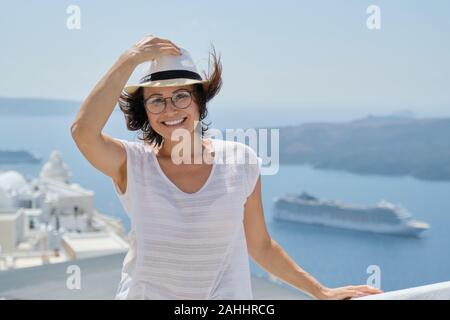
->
<box><xmin>123</xmin><ymin>78</ymin><xmax>209</xmax><ymax>95</ymax></box>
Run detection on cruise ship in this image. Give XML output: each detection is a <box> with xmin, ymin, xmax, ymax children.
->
<box><xmin>273</xmin><ymin>192</ymin><xmax>430</xmax><ymax>237</ymax></box>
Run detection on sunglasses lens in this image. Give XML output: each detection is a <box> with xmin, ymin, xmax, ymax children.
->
<box><xmin>145</xmin><ymin>98</ymin><xmax>165</xmax><ymax>114</ymax></box>
<box><xmin>173</xmin><ymin>91</ymin><xmax>192</xmax><ymax>109</ymax></box>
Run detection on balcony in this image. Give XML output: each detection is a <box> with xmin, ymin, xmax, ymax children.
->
<box><xmin>0</xmin><ymin>252</ymin><xmax>448</xmax><ymax>300</ymax></box>
<box><xmin>0</xmin><ymin>253</ymin><xmax>309</xmax><ymax>300</ymax></box>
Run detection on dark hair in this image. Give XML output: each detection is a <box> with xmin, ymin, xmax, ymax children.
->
<box><xmin>118</xmin><ymin>45</ymin><xmax>223</xmax><ymax>148</ymax></box>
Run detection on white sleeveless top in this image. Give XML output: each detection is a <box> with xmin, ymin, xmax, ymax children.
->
<box><xmin>110</xmin><ymin>137</ymin><xmax>262</xmax><ymax>299</ymax></box>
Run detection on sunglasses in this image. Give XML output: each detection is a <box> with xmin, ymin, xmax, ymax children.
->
<box><xmin>143</xmin><ymin>89</ymin><xmax>193</xmax><ymax>114</ymax></box>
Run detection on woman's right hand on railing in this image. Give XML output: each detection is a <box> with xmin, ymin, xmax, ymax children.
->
<box><xmin>121</xmin><ymin>34</ymin><xmax>182</xmax><ymax>66</ymax></box>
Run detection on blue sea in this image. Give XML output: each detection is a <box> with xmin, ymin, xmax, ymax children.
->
<box><xmin>1</xmin><ymin>111</ymin><xmax>449</xmax><ymax>293</ymax></box>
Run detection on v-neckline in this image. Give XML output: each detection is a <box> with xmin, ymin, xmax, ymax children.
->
<box><xmin>150</xmin><ymin>139</ymin><xmax>217</xmax><ymax>196</ymax></box>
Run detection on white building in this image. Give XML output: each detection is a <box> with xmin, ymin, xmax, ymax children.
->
<box><xmin>0</xmin><ymin>208</ymin><xmax>25</xmax><ymax>253</ymax></box>
<box><xmin>62</xmin><ymin>232</ymin><xmax>129</xmax><ymax>260</ymax></box>
<box><xmin>0</xmin><ymin>150</ymin><xmax>128</xmax><ymax>271</ymax></box>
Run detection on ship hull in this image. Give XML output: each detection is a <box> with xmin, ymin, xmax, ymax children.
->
<box><xmin>273</xmin><ymin>208</ymin><xmax>427</xmax><ymax>237</ymax></box>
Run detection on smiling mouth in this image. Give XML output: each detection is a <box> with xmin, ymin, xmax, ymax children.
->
<box><xmin>161</xmin><ymin>117</ymin><xmax>188</xmax><ymax>127</ymax></box>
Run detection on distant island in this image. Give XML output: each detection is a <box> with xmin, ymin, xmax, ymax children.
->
<box><xmin>0</xmin><ymin>97</ymin><xmax>81</xmax><ymax>116</ymax></box>
<box><xmin>0</xmin><ymin>150</ymin><xmax>41</xmax><ymax>164</ymax></box>
<box><xmin>0</xmin><ymin>97</ymin><xmax>126</xmax><ymax>116</ymax></box>
<box><xmin>277</xmin><ymin>113</ymin><xmax>450</xmax><ymax>181</ymax></box>
<box><xmin>2</xmin><ymin>97</ymin><xmax>449</xmax><ymax>182</ymax></box>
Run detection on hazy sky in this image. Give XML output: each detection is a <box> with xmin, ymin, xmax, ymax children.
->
<box><xmin>1</xmin><ymin>0</ymin><xmax>449</xmax><ymax>117</ymax></box>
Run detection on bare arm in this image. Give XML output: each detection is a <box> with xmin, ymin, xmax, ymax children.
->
<box><xmin>243</xmin><ymin>177</ymin><xmax>383</xmax><ymax>299</ymax></box>
<box><xmin>70</xmin><ymin>35</ymin><xmax>182</xmax><ymax>192</ymax></box>
<box><xmin>71</xmin><ymin>55</ymin><xmax>135</xmax><ymax>181</ymax></box>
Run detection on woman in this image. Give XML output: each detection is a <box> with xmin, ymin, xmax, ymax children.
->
<box><xmin>71</xmin><ymin>34</ymin><xmax>383</xmax><ymax>300</ymax></box>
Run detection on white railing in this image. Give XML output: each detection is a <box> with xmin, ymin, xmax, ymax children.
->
<box><xmin>354</xmin><ymin>281</ymin><xmax>450</xmax><ymax>300</ymax></box>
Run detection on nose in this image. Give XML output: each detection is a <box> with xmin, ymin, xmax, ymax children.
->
<box><xmin>163</xmin><ymin>97</ymin><xmax>178</xmax><ymax>113</ymax></box>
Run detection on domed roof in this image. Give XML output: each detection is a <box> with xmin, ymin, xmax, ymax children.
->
<box><xmin>0</xmin><ymin>170</ymin><xmax>27</xmax><ymax>193</ymax></box>
<box><xmin>39</xmin><ymin>150</ymin><xmax>72</xmax><ymax>183</ymax></box>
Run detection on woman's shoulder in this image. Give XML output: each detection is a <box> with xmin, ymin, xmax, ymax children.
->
<box><xmin>210</xmin><ymin>138</ymin><xmax>259</xmax><ymax>164</ymax></box>
<box><xmin>113</xmin><ymin>137</ymin><xmax>156</xmax><ymax>155</ymax></box>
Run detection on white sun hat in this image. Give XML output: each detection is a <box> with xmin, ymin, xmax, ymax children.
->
<box><xmin>123</xmin><ymin>47</ymin><xmax>209</xmax><ymax>95</ymax></box>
